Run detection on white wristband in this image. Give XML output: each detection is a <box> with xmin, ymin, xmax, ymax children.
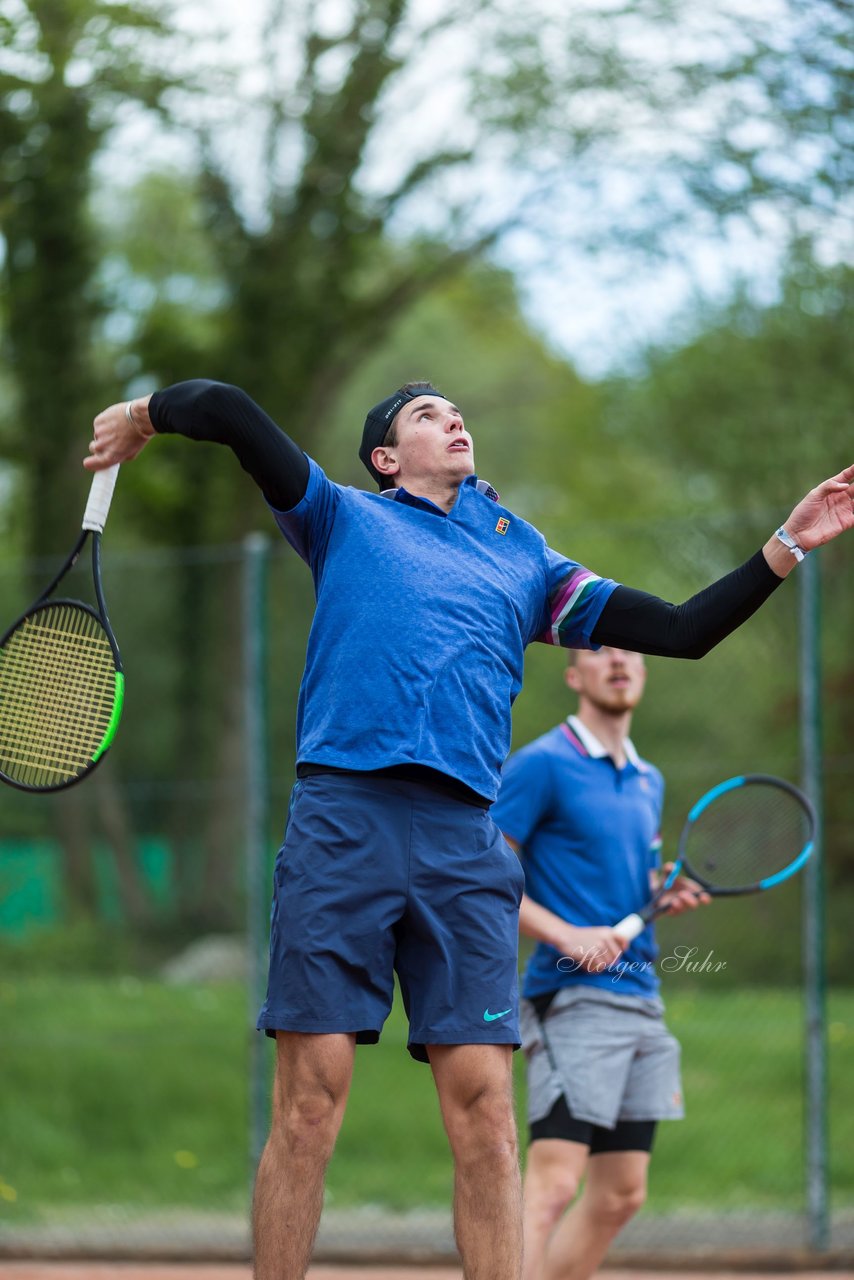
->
<box><xmin>775</xmin><ymin>526</ymin><xmax>807</xmax><ymax>562</ymax></box>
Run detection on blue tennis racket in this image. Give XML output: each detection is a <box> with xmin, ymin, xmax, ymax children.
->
<box><xmin>614</xmin><ymin>774</ymin><xmax>816</xmax><ymax>942</ymax></box>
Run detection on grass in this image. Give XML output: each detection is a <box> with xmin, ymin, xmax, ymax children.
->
<box><xmin>0</xmin><ymin>977</ymin><xmax>249</xmax><ymax>1221</ymax></box>
<box><xmin>0</xmin><ymin>976</ymin><xmax>852</xmax><ymax>1224</ymax></box>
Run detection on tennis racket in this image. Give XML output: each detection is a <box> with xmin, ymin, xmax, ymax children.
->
<box><xmin>0</xmin><ymin>466</ymin><xmax>123</xmax><ymax>792</ymax></box>
<box><xmin>614</xmin><ymin>774</ymin><xmax>816</xmax><ymax>942</ymax></box>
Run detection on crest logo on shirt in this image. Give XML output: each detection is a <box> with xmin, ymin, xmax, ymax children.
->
<box><xmin>495</xmin><ymin>517</ymin><xmax>510</xmax><ymax>535</ymax></box>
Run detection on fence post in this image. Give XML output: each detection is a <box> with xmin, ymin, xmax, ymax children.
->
<box><xmin>799</xmin><ymin>550</ymin><xmax>828</xmax><ymax>1252</ymax></box>
<box><xmin>243</xmin><ymin>532</ymin><xmax>271</xmax><ymax>1186</ymax></box>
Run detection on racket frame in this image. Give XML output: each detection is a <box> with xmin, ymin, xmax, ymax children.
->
<box><xmin>614</xmin><ymin>773</ymin><xmax>816</xmax><ymax>941</ymax></box>
<box><xmin>677</xmin><ymin>773</ymin><xmax>816</xmax><ymax>896</ymax></box>
<box><xmin>0</xmin><ymin>472</ymin><xmax>124</xmax><ymax>793</ymax></box>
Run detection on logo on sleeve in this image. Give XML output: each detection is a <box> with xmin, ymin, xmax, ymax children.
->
<box><xmin>495</xmin><ymin>518</ymin><xmax>510</xmax><ymax>535</ymax></box>
<box><xmin>483</xmin><ymin>1007</ymin><xmax>512</xmax><ymax>1022</ymax></box>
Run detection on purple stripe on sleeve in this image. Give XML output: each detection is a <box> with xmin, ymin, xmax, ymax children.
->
<box><xmin>541</xmin><ymin>570</ymin><xmax>602</xmax><ymax>646</ymax></box>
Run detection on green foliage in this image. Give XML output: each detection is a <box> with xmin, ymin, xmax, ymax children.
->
<box><xmin>0</xmin><ymin>0</ymin><xmax>183</xmax><ymax>557</ymax></box>
<box><xmin>624</xmin><ymin>257</ymin><xmax>854</xmax><ymax>507</ymax></box>
<box><xmin>313</xmin><ymin>259</ymin><xmax>686</xmax><ymax>529</ymax></box>
<box><xmin>473</xmin><ymin>0</ymin><xmax>853</xmax><ymax>255</ymax></box>
<box><xmin>610</xmin><ymin>257</ymin><xmax>854</xmax><ymax>891</ymax></box>
<box><xmin>98</xmin><ymin>171</ymin><xmax>227</xmax><ymax>396</ymax></box>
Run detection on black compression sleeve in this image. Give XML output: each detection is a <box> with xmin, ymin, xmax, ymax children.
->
<box><xmin>591</xmin><ymin>550</ymin><xmax>784</xmax><ymax>659</ymax></box>
<box><xmin>148</xmin><ymin>380</ymin><xmax>310</xmax><ymax>511</ymax></box>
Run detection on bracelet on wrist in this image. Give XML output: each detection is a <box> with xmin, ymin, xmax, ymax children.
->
<box><xmin>775</xmin><ymin>526</ymin><xmax>808</xmax><ymax>562</ymax></box>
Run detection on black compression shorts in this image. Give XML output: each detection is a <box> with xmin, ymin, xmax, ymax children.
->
<box><xmin>529</xmin><ymin>1094</ymin><xmax>657</xmax><ymax>1154</ymax></box>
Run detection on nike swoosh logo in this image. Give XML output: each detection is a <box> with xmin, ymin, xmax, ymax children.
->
<box><xmin>483</xmin><ymin>1007</ymin><xmax>512</xmax><ymax>1022</ymax></box>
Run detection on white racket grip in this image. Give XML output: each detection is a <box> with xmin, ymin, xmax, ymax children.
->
<box><xmin>82</xmin><ymin>465</ymin><xmax>120</xmax><ymax>532</ymax></box>
<box><xmin>613</xmin><ymin>912</ymin><xmax>645</xmax><ymax>943</ymax></box>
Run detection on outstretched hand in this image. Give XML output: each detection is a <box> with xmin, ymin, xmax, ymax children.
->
<box><xmin>784</xmin><ymin>464</ymin><xmax>854</xmax><ymax>552</ymax></box>
<box><xmin>84</xmin><ymin>396</ymin><xmax>155</xmax><ymax>471</ymax></box>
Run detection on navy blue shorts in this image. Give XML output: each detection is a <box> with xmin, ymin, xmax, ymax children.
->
<box><xmin>256</xmin><ymin>773</ymin><xmax>525</xmax><ymax>1061</ymax></box>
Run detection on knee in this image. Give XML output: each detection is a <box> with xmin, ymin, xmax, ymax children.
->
<box><xmin>588</xmin><ymin>1178</ymin><xmax>647</xmax><ymax>1227</ymax></box>
<box><xmin>272</xmin><ymin>1084</ymin><xmax>343</xmax><ymax>1162</ymax></box>
<box><xmin>525</xmin><ymin>1163</ymin><xmax>581</xmax><ymax>1232</ymax></box>
<box><xmin>446</xmin><ymin>1085</ymin><xmax>519</xmax><ymax>1173</ymax></box>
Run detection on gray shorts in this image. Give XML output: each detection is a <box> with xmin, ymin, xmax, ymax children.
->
<box><xmin>521</xmin><ymin>988</ymin><xmax>685</xmax><ymax>1130</ymax></box>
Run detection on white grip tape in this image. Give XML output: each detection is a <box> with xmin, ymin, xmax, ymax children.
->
<box><xmin>613</xmin><ymin>912</ymin><xmax>645</xmax><ymax>942</ymax></box>
<box><xmin>82</xmin><ymin>465</ymin><xmax>120</xmax><ymax>532</ymax></box>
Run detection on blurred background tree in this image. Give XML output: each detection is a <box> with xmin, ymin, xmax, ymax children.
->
<box><xmin>0</xmin><ymin>0</ymin><xmax>186</xmax><ymax>920</ymax></box>
<box><xmin>612</xmin><ymin>255</ymin><xmax>854</xmax><ymax>925</ymax></box>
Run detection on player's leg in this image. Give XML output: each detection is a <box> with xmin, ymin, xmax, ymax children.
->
<box><xmin>541</xmin><ymin>1135</ymin><xmax>652</xmax><ymax>1280</ymax></box>
<box><xmin>537</xmin><ymin>1004</ymin><xmax>682</xmax><ymax>1278</ymax></box>
<box><xmin>429</xmin><ymin>1041</ymin><xmax>522</xmax><ymax>1280</ymax></box>
<box><xmin>398</xmin><ymin>790</ymin><xmax>527</xmax><ymax>1276</ymax></box>
<box><xmin>519</xmin><ymin>993</ymin><xmax>662</xmax><ymax>1280</ymax></box>
<box><xmin>518</xmin><ymin>993</ymin><xmax>600</xmax><ymax>1280</ymax></box>
<box><xmin>252</xmin><ymin>1030</ymin><xmax>355</xmax><ymax>1280</ymax></box>
<box><xmin>521</xmin><ymin>1096</ymin><xmax>592</xmax><ymax>1280</ymax></box>
<box><xmin>522</xmin><ymin>1139</ymin><xmax>589</xmax><ymax>1280</ymax></box>
<box><xmin>253</xmin><ymin>775</ymin><xmax>408</xmax><ymax>1278</ymax></box>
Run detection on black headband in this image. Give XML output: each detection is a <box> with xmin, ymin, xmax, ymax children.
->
<box><xmin>359</xmin><ymin>385</ymin><xmax>446</xmax><ymax>488</ymax></box>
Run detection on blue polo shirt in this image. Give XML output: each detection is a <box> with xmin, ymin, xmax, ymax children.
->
<box><xmin>270</xmin><ymin>459</ymin><xmax>618</xmax><ymax>802</ymax></box>
<box><xmin>492</xmin><ymin>716</ymin><xmax>665</xmax><ymax>996</ymax></box>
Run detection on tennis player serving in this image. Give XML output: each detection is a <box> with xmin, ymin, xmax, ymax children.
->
<box><xmin>86</xmin><ymin>380</ymin><xmax>854</xmax><ymax>1280</ymax></box>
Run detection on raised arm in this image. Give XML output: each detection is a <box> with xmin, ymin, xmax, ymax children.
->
<box><xmin>84</xmin><ymin>380</ymin><xmax>310</xmax><ymax>511</ymax></box>
<box><xmin>593</xmin><ymin>464</ymin><xmax>854</xmax><ymax>658</ymax></box>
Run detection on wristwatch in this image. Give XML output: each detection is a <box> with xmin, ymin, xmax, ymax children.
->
<box><xmin>775</xmin><ymin>526</ymin><xmax>808</xmax><ymax>562</ymax></box>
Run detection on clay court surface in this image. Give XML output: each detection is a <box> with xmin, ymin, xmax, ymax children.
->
<box><xmin>1</xmin><ymin>1267</ymin><xmax>853</xmax><ymax>1280</ymax></box>
<box><xmin>0</xmin><ymin>1268</ymin><xmax>463</xmax><ymax>1280</ymax></box>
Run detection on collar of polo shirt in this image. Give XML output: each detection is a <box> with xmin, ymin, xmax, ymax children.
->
<box><xmin>567</xmin><ymin>714</ymin><xmax>646</xmax><ymax>771</ymax></box>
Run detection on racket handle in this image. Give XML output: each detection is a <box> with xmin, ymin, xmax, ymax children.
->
<box><xmin>613</xmin><ymin>912</ymin><xmax>645</xmax><ymax>942</ymax></box>
<box><xmin>82</xmin><ymin>465</ymin><xmax>120</xmax><ymax>532</ymax></box>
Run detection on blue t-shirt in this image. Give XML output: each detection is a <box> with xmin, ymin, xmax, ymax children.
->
<box><xmin>492</xmin><ymin>719</ymin><xmax>665</xmax><ymax>996</ymax></box>
<box><xmin>270</xmin><ymin>460</ymin><xmax>617</xmax><ymax>802</ymax></box>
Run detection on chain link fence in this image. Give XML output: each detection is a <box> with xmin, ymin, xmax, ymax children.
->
<box><xmin>1</xmin><ymin>509</ymin><xmax>852</xmax><ymax>1263</ymax></box>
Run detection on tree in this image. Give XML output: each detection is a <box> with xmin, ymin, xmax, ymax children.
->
<box><xmin>611</xmin><ymin>256</ymin><xmax>854</xmax><ymax>938</ymax></box>
<box><xmin>104</xmin><ymin>0</ymin><xmax>846</xmax><ymax>536</ymax></box>
<box><xmin>474</xmin><ymin>0</ymin><xmax>853</xmax><ymax>275</ymax></box>
<box><xmin>0</xmin><ymin>0</ymin><xmax>184</xmax><ymax>921</ymax></box>
<box><xmin>623</xmin><ymin>256</ymin><xmax>854</xmax><ymax>511</ymax></box>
